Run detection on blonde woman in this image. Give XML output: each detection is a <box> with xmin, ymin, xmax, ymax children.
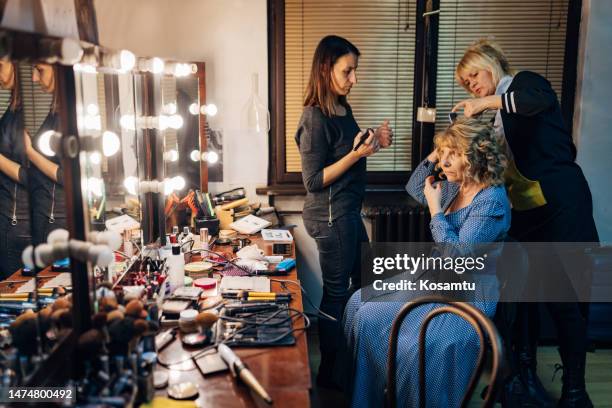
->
<box><xmin>452</xmin><ymin>39</ymin><xmax>598</xmax><ymax>408</ymax></box>
<box><xmin>343</xmin><ymin>118</ymin><xmax>510</xmax><ymax>407</ymax></box>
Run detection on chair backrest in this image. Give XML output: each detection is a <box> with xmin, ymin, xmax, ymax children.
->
<box><xmin>385</xmin><ymin>295</ymin><xmax>504</xmax><ymax>408</ymax></box>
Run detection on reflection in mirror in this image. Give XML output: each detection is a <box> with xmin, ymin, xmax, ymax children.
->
<box><xmin>24</xmin><ymin>63</ymin><xmax>67</xmax><ymax>245</ymax></box>
<box><xmin>161</xmin><ymin>75</ymin><xmax>202</xmax><ymax>234</ymax></box>
<box><xmin>0</xmin><ymin>62</ymin><xmax>73</xmax><ymax>383</ymax></box>
<box><xmin>73</xmin><ymin>67</ymin><xmax>141</xmax><ymax>288</ymax></box>
<box><xmin>0</xmin><ymin>60</ymin><xmax>30</xmax><ymax>280</ymax></box>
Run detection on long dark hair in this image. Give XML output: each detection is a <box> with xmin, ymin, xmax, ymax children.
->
<box><xmin>303</xmin><ymin>35</ymin><xmax>360</xmax><ymax>117</ymax></box>
<box><xmin>7</xmin><ymin>62</ymin><xmax>21</xmax><ymax>112</ymax></box>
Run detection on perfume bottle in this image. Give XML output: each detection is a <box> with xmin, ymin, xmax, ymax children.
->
<box><xmin>241</xmin><ymin>73</ymin><xmax>270</xmax><ymax>134</ymax></box>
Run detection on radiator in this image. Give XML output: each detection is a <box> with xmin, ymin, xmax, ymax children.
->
<box><xmin>363</xmin><ymin>205</ymin><xmax>432</xmax><ymax>243</ymax></box>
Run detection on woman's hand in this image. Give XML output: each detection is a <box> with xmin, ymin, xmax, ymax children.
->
<box><xmin>375</xmin><ymin>120</ymin><xmax>393</xmax><ymax>148</ymax></box>
<box><xmin>426</xmin><ymin>149</ymin><xmax>439</xmax><ymax>163</ymax></box>
<box><xmin>452</xmin><ymin>95</ymin><xmax>502</xmax><ymax>118</ymax></box>
<box><xmin>424</xmin><ymin>176</ymin><xmax>443</xmax><ymax>216</ymax></box>
<box><xmin>352</xmin><ymin>129</ymin><xmax>377</xmax><ymax>158</ymax></box>
<box><xmin>23</xmin><ymin>131</ymin><xmax>33</xmax><ymax>155</ymax></box>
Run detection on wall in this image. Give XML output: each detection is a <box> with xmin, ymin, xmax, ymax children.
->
<box><xmin>575</xmin><ymin>0</ymin><xmax>612</xmax><ymax>243</ymax></box>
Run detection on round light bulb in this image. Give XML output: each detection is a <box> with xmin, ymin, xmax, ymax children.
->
<box><xmin>190</xmin><ymin>150</ymin><xmax>201</xmax><ymax>162</ymax></box>
<box><xmin>172</xmin><ymin>176</ymin><xmax>186</xmax><ymax>191</ymax></box>
<box><xmin>89</xmin><ymin>151</ymin><xmax>102</xmax><ymax>165</ymax></box>
<box><xmin>162</xmin><ymin>178</ymin><xmax>174</xmax><ymax>196</ymax></box>
<box><xmin>123</xmin><ymin>176</ymin><xmax>139</xmax><ymax>195</ymax></box>
<box><xmin>205</xmin><ymin>151</ymin><xmax>219</xmax><ymax>164</ymax></box>
<box><xmin>173</xmin><ymin>64</ymin><xmax>183</xmax><ymax>77</ymax></box>
<box><xmin>120</xmin><ymin>114</ymin><xmax>136</xmax><ymax>130</ymax></box>
<box><xmin>123</xmin><ymin>177</ymin><xmax>139</xmax><ymax>195</ymax></box>
<box><xmin>102</xmin><ymin>131</ymin><xmax>120</xmax><ymax>157</ymax></box>
<box><xmin>86</xmin><ymin>104</ymin><xmax>99</xmax><ymax>116</ymax></box>
<box><xmin>38</xmin><ymin>130</ymin><xmax>56</xmax><ymax>157</ymax></box>
<box><xmin>189</xmin><ymin>103</ymin><xmax>200</xmax><ymax>115</ymax></box>
<box><xmin>174</xmin><ymin>63</ymin><xmax>190</xmax><ymax>77</ymax></box>
<box><xmin>201</xmin><ymin>103</ymin><xmax>218</xmax><ymax>117</ymax></box>
<box><xmin>60</xmin><ymin>38</ymin><xmax>84</xmax><ymax>65</ymax></box>
<box><xmin>119</xmin><ymin>50</ymin><xmax>136</xmax><ymax>71</ymax></box>
<box><xmin>151</xmin><ymin>57</ymin><xmax>164</xmax><ymax>74</ymax></box>
<box><xmin>164</xmin><ymin>102</ymin><xmax>177</xmax><ymax>115</ymax></box>
<box><xmin>168</xmin><ymin>114</ymin><xmax>184</xmax><ymax>129</ymax></box>
<box><xmin>87</xmin><ymin>177</ymin><xmax>104</xmax><ymax>197</ymax></box>
<box><xmin>164</xmin><ymin>149</ymin><xmax>179</xmax><ymax>162</ymax></box>
<box><xmin>158</xmin><ymin>115</ymin><xmax>169</xmax><ymax>131</ymax></box>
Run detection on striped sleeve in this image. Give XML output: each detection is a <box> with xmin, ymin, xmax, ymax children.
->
<box><xmin>500</xmin><ymin>72</ymin><xmax>558</xmax><ymax>116</ymax></box>
<box><xmin>501</xmin><ymin>91</ymin><xmax>518</xmax><ymax>114</ymax></box>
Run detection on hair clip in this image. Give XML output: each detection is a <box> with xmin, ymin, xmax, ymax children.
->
<box><xmin>448</xmin><ymin>112</ymin><xmax>458</xmax><ymax>124</ymax></box>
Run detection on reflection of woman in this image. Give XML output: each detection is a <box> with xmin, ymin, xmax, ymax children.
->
<box><xmin>295</xmin><ymin>35</ymin><xmax>392</xmax><ymax>387</ymax></box>
<box><xmin>0</xmin><ymin>61</ymin><xmax>31</xmax><ymax>279</ymax></box>
<box><xmin>343</xmin><ymin>118</ymin><xmax>510</xmax><ymax>407</ymax></box>
<box><xmin>452</xmin><ymin>40</ymin><xmax>598</xmax><ymax>408</ymax></box>
<box><xmin>25</xmin><ymin>63</ymin><xmax>66</xmax><ymax>246</ymax></box>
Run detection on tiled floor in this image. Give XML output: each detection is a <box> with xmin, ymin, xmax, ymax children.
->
<box><xmin>307</xmin><ymin>321</ymin><xmax>612</xmax><ymax>407</ymax></box>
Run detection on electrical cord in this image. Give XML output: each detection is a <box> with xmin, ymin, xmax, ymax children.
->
<box><xmin>270</xmin><ymin>279</ymin><xmax>338</xmax><ymax>322</ymax></box>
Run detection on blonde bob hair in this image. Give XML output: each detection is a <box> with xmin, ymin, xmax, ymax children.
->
<box><xmin>455</xmin><ymin>39</ymin><xmax>515</xmax><ymax>96</ymax></box>
<box><xmin>434</xmin><ymin>117</ymin><xmax>507</xmax><ymax>187</ymax></box>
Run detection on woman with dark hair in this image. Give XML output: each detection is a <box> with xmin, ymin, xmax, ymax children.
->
<box><xmin>295</xmin><ymin>35</ymin><xmax>392</xmax><ymax>386</ymax></box>
<box><xmin>0</xmin><ymin>61</ymin><xmax>30</xmax><ymax>279</ymax></box>
<box><xmin>25</xmin><ymin>63</ymin><xmax>66</xmax><ymax>246</ymax></box>
<box><xmin>452</xmin><ymin>39</ymin><xmax>599</xmax><ymax>408</ymax></box>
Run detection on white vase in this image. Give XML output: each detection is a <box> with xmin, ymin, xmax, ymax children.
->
<box><xmin>241</xmin><ymin>73</ymin><xmax>270</xmax><ymax>134</ymax></box>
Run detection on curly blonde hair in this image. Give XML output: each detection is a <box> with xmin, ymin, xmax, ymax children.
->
<box><xmin>455</xmin><ymin>38</ymin><xmax>515</xmax><ymax>96</ymax></box>
<box><xmin>434</xmin><ymin>117</ymin><xmax>507</xmax><ymax>187</ymax></box>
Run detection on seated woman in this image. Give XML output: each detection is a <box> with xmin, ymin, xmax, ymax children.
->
<box><xmin>343</xmin><ymin>117</ymin><xmax>511</xmax><ymax>407</ymax></box>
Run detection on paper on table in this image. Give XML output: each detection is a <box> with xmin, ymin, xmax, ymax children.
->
<box><xmin>41</xmin><ymin>273</ymin><xmax>72</xmax><ymax>289</ymax></box>
<box><xmin>219</xmin><ymin>276</ymin><xmax>270</xmax><ymax>293</ymax></box>
<box><xmin>15</xmin><ymin>279</ymin><xmax>35</xmax><ymax>294</ymax></box>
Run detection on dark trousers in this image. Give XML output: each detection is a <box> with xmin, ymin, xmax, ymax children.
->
<box><xmin>31</xmin><ymin>212</ymin><xmax>67</xmax><ymax>247</ymax></box>
<box><xmin>510</xmin><ymin>199</ymin><xmax>599</xmax><ymax>357</ymax></box>
<box><xmin>0</xmin><ymin>215</ymin><xmax>31</xmax><ymax>279</ymax></box>
<box><xmin>304</xmin><ymin>213</ymin><xmax>369</xmax><ymax>360</ymax></box>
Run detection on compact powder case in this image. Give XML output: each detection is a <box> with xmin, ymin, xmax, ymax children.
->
<box><xmin>167</xmin><ymin>381</ymin><xmax>199</xmax><ymax>399</ymax></box>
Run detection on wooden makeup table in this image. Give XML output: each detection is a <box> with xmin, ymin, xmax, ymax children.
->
<box><xmin>155</xmin><ymin>236</ymin><xmax>311</xmax><ymax>407</ymax></box>
<box><xmin>0</xmin><ymin>267</ymin><xmax>59</xmax><ymax>294</ymax></box>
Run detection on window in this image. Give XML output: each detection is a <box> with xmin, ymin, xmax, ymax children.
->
<box><xmin>270</xmin><ymin>0</ymin><xmax>416</xmax><ymax>185</ymax></box>
<box><xmin>268</xmin><ymin>0</ymin><xmax>580</xmax><ymax>187</ymax></box>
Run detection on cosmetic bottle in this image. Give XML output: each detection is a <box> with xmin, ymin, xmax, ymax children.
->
<box><xmin>167</xmin><ymin>244</ymin><xmax>185</xmax><ymax>292</ymax></box>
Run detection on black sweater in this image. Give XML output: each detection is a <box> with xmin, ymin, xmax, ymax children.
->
<box><xmin>295</xmin><ymin>105</ymin><xmax>365</xmax><ymax>222</ymax></box>
<box><xmin>499</xmin><ymin>71</ymin><xmax>589</xmax><ymax>208</ymax></box>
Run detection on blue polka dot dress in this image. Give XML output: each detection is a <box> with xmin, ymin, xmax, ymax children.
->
<box><xmin>343</xmin><ymin>159</ymin><xmax>511</xmax><ymax>408</ymax></box>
